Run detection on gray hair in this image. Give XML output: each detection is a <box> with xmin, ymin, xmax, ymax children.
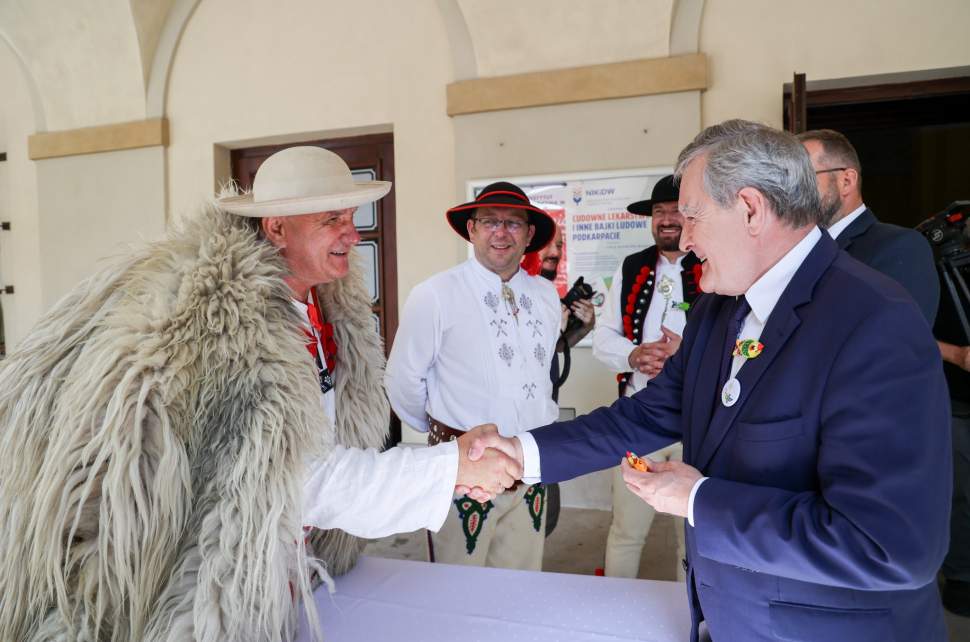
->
<box><xmin>674</xmin><ymin>119</ymin><xmax>822</xmax><ymax>228</ymax></box>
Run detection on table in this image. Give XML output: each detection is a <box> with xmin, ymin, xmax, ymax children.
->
<box><xmin>296</xmin><ymin>556</ymin><xmax>691</xmax><ymax>641</ymax></box>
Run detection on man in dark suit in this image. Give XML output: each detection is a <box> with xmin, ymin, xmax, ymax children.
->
<box><xmin>468</xmin><ymin>120</ymin><xmax>952</xmax><ymax>641</ymax></box>
<box><xmin>797</xmin><ymin>128</ymin><xmax>939</xmax><ymax>324</ymax></box>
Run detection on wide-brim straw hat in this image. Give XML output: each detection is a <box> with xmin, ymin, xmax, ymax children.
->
<box><xmin>218</xmin><ymin>146</ymin><xmax>391</xmax><ymax>217</ymax></box>
<box><xmin>446</xmin><ymin>181</ymin><xmax>555</xmax><ymax>253</ymax></box>
<box><xmin>627</xmin><ymin>174</ymin><xmax>679</xmax><ymax>215</ymax></box>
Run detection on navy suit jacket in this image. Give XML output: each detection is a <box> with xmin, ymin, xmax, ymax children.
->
<box><xmin>838</xmin><ymin>208</ymin><xmax>939</xmax><ymax>325</ymax></box>
<box><xmin>530</xmin><ymin>232</ymin><xmax>952</xmax><ymax>642</ymax></box>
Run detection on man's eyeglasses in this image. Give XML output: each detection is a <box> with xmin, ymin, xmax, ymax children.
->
<box><xmin>814</xmin><ymin>167</ymin><xmax>848</xmax><ymax>175</ymax></box>
<box><xmin>473</xmin><ymin>217</ymin><xmax>527</xmax><ymax>232</ymax></box>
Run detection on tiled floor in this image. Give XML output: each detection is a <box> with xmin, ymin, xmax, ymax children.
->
<box><xmin>365</xmin><ymin>507</ymin><xmax>970</xmax><ymax>640</ymax></box>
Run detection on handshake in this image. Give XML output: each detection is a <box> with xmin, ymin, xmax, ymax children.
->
<box><xmin>454</xmin><ymin>424</ymin><xmax>525</xmax><ymax>502</ymax></box>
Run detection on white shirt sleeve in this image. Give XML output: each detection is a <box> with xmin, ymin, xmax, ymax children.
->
<box><xmin>385</xmin><ymin>283</ymin><xmax>439</xmax><ymax>432</ymax></box>
<box><xmin>687</xmin><ymin>476</ymin><xmax>707</xmax><ymax>527</ymax></box>
<box><xmin>516</xmin><ymin>432</ymin><xmax>542</xmax><ymax>484</ymax></box>
<box><xmin>593</xmin><ymin>264</ymin><xmax>637</xmax><ymax>374</ymax></box>
<box><xmin>302</xmin><ymin>441</ymin><xmax>459</xmax><ymax>538</ymax></box>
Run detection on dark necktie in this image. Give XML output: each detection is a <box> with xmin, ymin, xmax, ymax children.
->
<box><xmin>719</xmin><ymin>296</ymin><xmax>751</xmax><ymax>387</ymax></box>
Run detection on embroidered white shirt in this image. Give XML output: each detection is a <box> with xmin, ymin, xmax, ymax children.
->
<box><xmin>594</xmin><ymin>253</ymin><xmax>688</xmax><ymax>396</ymax></box>
<box><xmin>386</xmin><ymin>257</ymin><xmax>561</xmax><ymax>436</ymax></box>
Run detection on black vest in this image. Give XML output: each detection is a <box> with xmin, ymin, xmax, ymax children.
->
<box><xmin>617</xmin><ymin>246</ymin><xmax>702</xmax><ymax>396</ymax></box>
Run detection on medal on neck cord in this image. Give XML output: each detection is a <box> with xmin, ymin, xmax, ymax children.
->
<box><xmin>721</xmin><ymin>313</ymin><xmax>765</xmax><ymax>408</ymax></box>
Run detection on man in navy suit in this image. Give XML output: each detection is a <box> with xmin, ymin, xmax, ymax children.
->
<box><xmin>468</xmin><ymin>120</ymin><xmax>952</xmax><ymax>641</ymax></box>
<box><xmin>797</xmin><ymin>128</ymin><xmax>939</xmax><ymax>325</ymax></box>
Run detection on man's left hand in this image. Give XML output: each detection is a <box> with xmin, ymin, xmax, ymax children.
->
<box><xmin>620</xmin><ymin>456</ymin><xmax>701</xmax><ymax>518</ymax></box>
<box><xmin>570</xmin><ymin>299</ymin><xmax>595</xmax><ymax>331</ymax></box>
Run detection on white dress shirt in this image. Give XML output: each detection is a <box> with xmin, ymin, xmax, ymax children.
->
<box><xmin>594</xmin><ymin>253</ymin><xmax>689</xmax><ymax>396</ymax></box>
<box><xmin>385</xmin><ymin>257</ymin><xmax>561</xmax><ymax>437</ymax></box>
<box><xmin>295</xmin><ymin>300</ymin><xmax>459</xmax><ymax>539</ymax></box>
<box><xmin>826</xmin><ymin>203</ymin><xmax>867</xmax><ymax>240</ymax></box>
<box><xmin>520</xmin><ymin>227</ymin><xmax>825</xmax><ymax>527</ymax></box>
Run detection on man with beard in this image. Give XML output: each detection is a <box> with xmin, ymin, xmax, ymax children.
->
<box><xmin>798</xmin><ymin>129</ymin><xmax>939</xmax><ymax>324</ymax></box>
<box><xmin>592</xmin><ymin>175</ymin><xmax>702</xmax><ymax>579</ymax></box>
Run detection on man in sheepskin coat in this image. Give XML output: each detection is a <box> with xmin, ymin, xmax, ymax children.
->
<box><xmin>0</xmin><ymin>146</ymin><xmax>520</xmax><ymax>642</ymax></box>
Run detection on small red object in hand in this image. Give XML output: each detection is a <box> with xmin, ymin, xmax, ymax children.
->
<box><xmin>625</xmin><ymin>451</ymin><xmax>649</xmax><ymax>472</ymax></box>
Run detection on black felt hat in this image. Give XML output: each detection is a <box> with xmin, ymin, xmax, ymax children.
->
<box><xmin>447</xmin><ymin>181</ymin><xmax>556</xmax><ymax>253</ymax></box>
<box><xmin>627</xmin><ymin>175</ymin><xmax>680</xmax><ymax>215</ymax></box>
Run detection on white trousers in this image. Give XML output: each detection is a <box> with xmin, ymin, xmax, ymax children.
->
<box><xmin>604</xmin><ymin>442</ymin><xmax>686</xmax><ymax>580</ymax></box>
<box><xmin>429</xmin><ymin>482</ymin><xmax>546</xmax><ymax>571</ymax></box>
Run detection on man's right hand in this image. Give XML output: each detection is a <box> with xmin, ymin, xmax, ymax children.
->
<box><xmin>628</xmin><ymin>326</ymin><xmax>682</xmax><ymax>376</ymax></box>
<box><xmin>455</xmin><ymin>424</ymin><xmax>523</xmax><ymax>502</ymax></box>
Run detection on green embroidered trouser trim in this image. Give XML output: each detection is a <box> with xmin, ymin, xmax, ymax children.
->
<box><xmin>454</xmin><ymin>497</ymin><xmax>494</xmax><ymax>554</ymax></box>
<box><xmin>524</xmin><ymin>483</ymin><xmax>546</xmax><ymax>532</ymax></box>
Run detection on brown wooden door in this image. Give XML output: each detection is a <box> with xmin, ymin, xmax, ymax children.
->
<box><xmin>782</xmin><ymin>72</ymin><xmax>970</xmax><ymax>228</ymax></box>
<box><xmin>231</xmin><ymin>133</ymin><xmax>401</xmax><ymax>443</ymax></box>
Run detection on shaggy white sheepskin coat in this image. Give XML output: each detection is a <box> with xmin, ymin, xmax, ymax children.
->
<box><xmin>0</xmin><ymin>207</ymin><xmax>390</xmax><ymax>641</ymax></box>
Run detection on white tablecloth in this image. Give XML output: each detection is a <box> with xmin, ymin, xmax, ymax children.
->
<box><xmin>296</xmin><ymin>556</ymin><xmax>691</xmax><ymax>642</ymax></box>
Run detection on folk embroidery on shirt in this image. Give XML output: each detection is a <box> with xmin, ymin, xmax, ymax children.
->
<box><xmin>527</xmin><ymin>319</ymin><xmax>544</xmax><ymax>338</ymax></box>
<box><xmin>498</xmin><ymin>343</ymin><xmax>514</xmax><ymax>366</ymax></box>
<box><xmin>523</xmin><ymin>382</ymin><xmax>536</xmax><ymax>399</ymax></box>
<box><xmin>518</xmin><ymin>293</ymin><xmax>534</xmax><ymax>316</ymax></box>
<box><xmin>533</xmin><ymin>343</ymin><xmax>546</xmax><ymax>366</ymax></box>
<box><xmin>483</xmin><ymin>291</ymin><xmax>500</xmax><ymax>314</ymax></box>
<box><xmin>490</xmin><ymin>319</ymin><xmax>509</xmax><ymax>337</ymax></box>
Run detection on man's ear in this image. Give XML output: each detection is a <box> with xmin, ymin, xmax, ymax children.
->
<box><xmin>840</xmin><ymin>167</ymin><xmax>860</xmax><ymax>197</ymax></box>
<box><xmin>737</xmin><ymin>187</ymin><xmax>768</xmax><ymax>235</ymax></box>
<box><xmin>261</xmin><ymin>216</ymin><xmax>287</xmax><ymax>248</ymax></box>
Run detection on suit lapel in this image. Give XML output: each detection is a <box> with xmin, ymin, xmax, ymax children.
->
<box><xmin>692</xmin><ymin>233</ymin><xmax>840</xmax><ymax>473</ymax></box>
<box><xmin>693</xmin><ymin>306</ymin><xmax>801</xmax><ymax>472</ymax></box>
<box><xmin>836</xmin><ymin>208</ymin><xmax>876</xmax><ymax>250</ymax></box>
<box><xmin>684</xmin><ymin>297</ymin><xmax>734</xmax><ymax>463</ymax></box>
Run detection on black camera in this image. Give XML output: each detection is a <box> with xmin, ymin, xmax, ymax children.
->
<box><xmin>561</xmin><ymin>276</ymin><xmax>595</xmax><ymax>334</ymax></box>
<box><xmin>918</xmin><ymin>201</ymin><xmax>970</xmax><ymax>342</ymax></box>
<box><xmin>917</xmin><ymin>201</ymin><xmax>969</xmax><ymax>259</ymax></box>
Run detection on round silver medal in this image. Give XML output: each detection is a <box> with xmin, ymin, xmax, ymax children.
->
<box><xmin>721</xmin><ymin>377</ymin><xmax>741</xmax><ymax>407</ymax></box>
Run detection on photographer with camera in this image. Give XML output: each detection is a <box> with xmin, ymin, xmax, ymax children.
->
<box><xmin>592</xmin><ymin>174</ymin><xmax>702</xmax><ymax>579</ymax></box>
<box><xmin>528</xmin><ymin>225</ymin><xmax>597</xmax><ymax>392</ymax></box>
<box><xmin>921</xmin><ymin>202</ymin><xmax>970</xmax><ymax>617</ymax></box>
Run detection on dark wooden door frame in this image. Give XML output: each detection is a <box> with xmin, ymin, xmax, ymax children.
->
<box><xmin>231</xmin><ymin>133</ymin><xmax>401</xmax><ymax>445</ymax></box>
<box><xmin>230</xmin><ymin>133</ymin><xmax>399</xmax><ymax>353</ymax></box>
<box><xmin>784</xmin><ymin>68</ymin><xmax>970</xmax><ymax>132</ymax></box>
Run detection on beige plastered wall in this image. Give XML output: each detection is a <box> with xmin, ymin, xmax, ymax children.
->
<box><xmin>699</xmin><ymin>0</ymin><xmax>970</xmax><ymax>127</ymax></box>
<box><xmin>0</xmin><ymin>44</ymin><xmax>42</xmax><ymax>349</ymax></box>
<box><xmin>164</xmin><ymin>0</ymin><xmax>458</xmax><ymax>320</ymax></box>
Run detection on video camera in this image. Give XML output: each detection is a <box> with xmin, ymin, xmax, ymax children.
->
<box><xmin>917</xmin><ymin>201</ymin><xmax>969</xmax><ymax>259</ymax></box>
<box><xmin>917</xmin><ymin>201</ymin><xmax>970</xmax><ymax>342</ymax></box>
<box><xmin>561</xmin><ymin>276</ymin><xmax>595</xmax><ymax>334</ymax></box>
